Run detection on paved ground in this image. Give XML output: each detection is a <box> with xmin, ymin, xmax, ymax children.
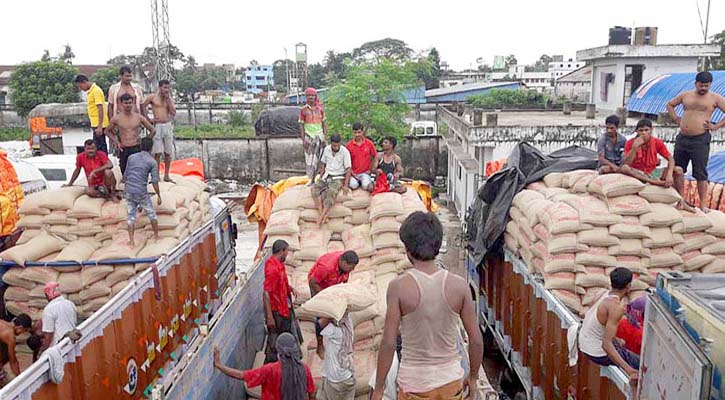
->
<box><xmin>495</xmin><ymin>111</ymin><xmax>642</xmax><ymax>127</ymax></box>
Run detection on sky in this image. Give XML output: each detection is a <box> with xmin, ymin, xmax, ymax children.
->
<box><xmin>1</xmin><ymin>0</ymin><xmax>723</xmax><ymax>70</ymax></box>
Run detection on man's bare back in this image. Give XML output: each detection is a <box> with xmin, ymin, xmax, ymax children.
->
<box><xmin>678</xmin><ymin>91</ymin><xmax>725</xmax><ymax>135</ymax></box>
<box><xmin>148</xmin><ymin>94</ymin><xmax>174</xmax><ymax>123</ymax></box>
<box><xmin>112</xmin><ymin>112</ymin><xmax>144</xmax><ymax>148</ymax></box>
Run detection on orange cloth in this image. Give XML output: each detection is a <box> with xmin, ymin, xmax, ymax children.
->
<box><xmin>0</xmin><ymin>150</ymin><xmax>23</xmax><ymax>236</ymax></box>
<box><xmin>397</xmin><ymin>379</ymin><xmax>464</xmax><ymax>400</ymax></box>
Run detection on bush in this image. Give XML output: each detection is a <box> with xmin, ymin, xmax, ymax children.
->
<box><xmin>8</xmin><ymin>61</ymin><xmax>79</xmax><ymax>116</ymax></box>
<box><xmin>467</xmin><ymin>89</ymin><xmax>546</xmax><ymax>109</ymax></box>
<box><xmin>227</xmin><ymin>110</ymin><xmax>248</xmax><ymax>127</ymax></box>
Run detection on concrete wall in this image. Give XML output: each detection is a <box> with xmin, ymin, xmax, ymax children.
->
<box><xmin>175</xmin><ymin>136</ymin><xmax>447</xmax><ymax>184</ymax></box>
<box><xmin>0</xmin><ymin>110</ymin><xmax>25</xmax><ymax>127</ymax></box>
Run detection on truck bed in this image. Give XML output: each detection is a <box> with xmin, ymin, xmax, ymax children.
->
<box><xmin>477</xmin><ymin>248</ymin><xmax>632</xmax><ymax>399</ymax></box>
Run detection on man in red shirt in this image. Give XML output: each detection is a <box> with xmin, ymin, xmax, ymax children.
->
<box><xmin>346</xmin><ymin>122</ymin><xmax>377</xmax><ymax>192</ymax></box>
<box><xmin>264</xmin><ymin>240</ymin><xmax>300</xmax><ymax>362</ymax></box>
<box><xmin>621</xmin><ymin>119</ymin><xmax>690</xmax><ymax>209</ymax></box>
<box><xmin>65</xmin><ymin>139</ymin><xmax>119</xmax><ymax>200</ymax></box>
<box><xmin>308</xmin><ymin>250</ymin><xmax>359</xmax><ymax>358</ymax></box>
<box><xmin>213</xmin><ymin>332</ymin><xmax>316</xmax><ymax>400</ymax></box>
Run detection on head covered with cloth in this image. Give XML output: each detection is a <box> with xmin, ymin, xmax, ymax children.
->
<box><xmin>276</xmin><ymin>332</ymin><xmax>308</xmax><ymax>400</ymax></box>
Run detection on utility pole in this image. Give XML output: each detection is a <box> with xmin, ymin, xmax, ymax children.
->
<box><xmin>151</xmin><ymin>0</ymin><xmax>172</xmax><ymax>83</ymax></box>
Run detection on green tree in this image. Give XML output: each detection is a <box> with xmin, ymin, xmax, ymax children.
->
<box><xmin>426</xmin><ymin>48</ymin><xmax>441</xmax><ymax>89</ymax></box>
<box><xmin>174</xmin><ymin>65</ymin><xmax>226</xmax><ymax>102</ymax></box>
<box><xmin>307</xmin><ymin>63</ymin><xmax>326</xmax><ymax>89</ymax></box>
<box><xmin>272</xmin><ymin>59</ymin><xmax>290</xmax><ymax>92</ymax></box>
<box><xmin>40</xmin><ymin>50</ymin><xmax>52</xmax><ymax>62</ymax></box>
<box><xmin>353</xmin><ymin>38</ymin><xmax>412</xmax><ymax>63</ymax></box>
<box><xmin>467</xmin><ymin>89</ymin><xmax>545</xmax><ymax>108</ymax></box>
<box><xmin>59</xmin><ymin>44</ymin><xmax>75</xmax><ymax>64</ymax></box>
<box><xmin>505</xmin><ymin>54</ymin><xmax>518</xmax><ymax>66</ymax></box>
<box><xmin>709</xmin><ymin>30</ymin><xmax>725</xmax><ymax>70</ymax></box>
<box><xmin>8</xmin><ymin>61</ymin><xmax>79</xmax><ymax>116</ymax></box>
<box><xmin>91</xmin><ymin>66</ymin><xmax>121</xmax><ymax>96</ymax></box>
<box><xmin>323</xmin><ymin>50</ymin><xmax>350</xmax><ymax>79</ymax></box>
<box><xmin>478</xmin><ymin>64</ymin><xmax>493</xmax><ymax>73</ymax></box>
<box><xmin>324</xmin><ymin>59</ymin><xmax>420</xmax><ymax>141</ymax></box>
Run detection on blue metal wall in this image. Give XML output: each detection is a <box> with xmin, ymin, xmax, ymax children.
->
<box><xmin>627</xmin><ymin>71</ymin><xmax>725</xmax><ymax>122</ymax></box>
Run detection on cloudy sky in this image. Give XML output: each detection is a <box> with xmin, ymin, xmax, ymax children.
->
<box><xmin>2</xmin><ymin>0</ymin><xmax>722</xmax><ymax>70</ymax></box>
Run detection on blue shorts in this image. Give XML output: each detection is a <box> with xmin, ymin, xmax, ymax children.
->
<box><xmin>126</xmin><ymin>192</ymin><xmax>157</xmax><ymax>225</ymax></box>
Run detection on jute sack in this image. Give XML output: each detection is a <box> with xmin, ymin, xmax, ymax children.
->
<box><xmin>5</xmin><ymin>301</ymin><xmax>41</xmax><ymax>321</ymax></box>
<box><xmin>645</xmin><ymin>248</ymin><xmax>683</xmax><ymax>268</ymax></box>
<box><xmin>373</xmin><ymin>232</ymin><xmax>404</xmax><ymax>250</ymax></box>
<box><xmin>639</xmin><ymin>203</ymin><xmax>682</xmax><ymax>227</ymax></box>
<box><xmin>543</xmin><ymin>271</ymin><xmax>577</xmax><ymax>292</ymax></box>
<box><xmin>540</xmin><ymin>252</ymin><xmax>578</xmax><ymax>273</ymax></box>
<box><xmin>582</xmin><ymin>287</ymin><xmax>608</xmax><ymax>306</ymax></box>
<box><xmin>67</xmin><ymin>195</ymin><xmax>105</xmax><ymax>218</ymax></box>
<box><xmin>588</xmin><ymin>174</ymin><xmax>645</xmax><ymax>198</ymax></box>
<box><xmin>530</xmin><ymin>241</ymin><xmax>548</xmax><ymax>261</ymax></box>
<box><xmin>28</xmin><ymin>285</ymin><xmax>46</xmax><ymax>300</ymax></box>
<box><xmin>702</xmin><ymin>257</ymin><xmax>725</xmax><ymax>273</ymax></box>
<box><xmin>324</xmin><ymin>218</ymin><xmax>352</xmax><ymax>234</ymax></box>
<box><xmin>263</xmin><ymin>234</ymin><xmax>300</xmax><ymax>251</ymax></box>
<box><xmin>533</xmin><ymin>224</ymin><xmax>549</xmax><ymax>243</ymax></box>
<box><xmin>153</xmin><ymin>191</ymin><xmax>185</xmax><ymax>214</ymax></box>
<box><xmin>673</xmin><ymin>233</ymin><xmax>716</xmax><ymax>254</ymax></box>
<box><xmin>609</xmin><ymin>216</ymin><xmax>652</xmax><ymax>239</ymax></box>
<box><xmin>157</xmin><ymin>211</ymin><xmax>190</xmax><ymax>229</ymax></box>
<box><xmin>264</xmin><ymin>210</ymin><xmax>301</xmax><ymax>236</ymax></box>
<box><xmin>301</xmin><ymin>283</ymin><xmax>377</xmax><ymax>321</ymax></box>
<box><xmin>59</xmin><ymin>271</ymin><xmax>83</xmax><ymax>293</ymax></box>
<box><xmin>576</xmin><ymin>247</ymin><xmax>617</xmax><ymax>267</ymax></box>
<box><xmin>504</xmin><ymin>233</ymin><xmax>519</xmax><ymax>252</ymax></box>
<box><xmin>0</xmin><ymin>230</ymin><xmax>67</xmax><ymax>265</ymax></box>
<box><xmin>543</xmin><ymin>173</ymin><xmax>565</xmax><ymax>188</ymax></box>
<box><xmin>370</xmin><ymin>193</ymin><xmax>404</xmax><ymax>220</ymax></box>
<box><xmin>16</xmin><ymin>215</ymin><xmax>45</xmax><ymax>229</ymax></box>
<box><xmin>396</xmin><ymin>257</ymin><xmax>413</xmax><ymax>271</ymax></box>
<box><xmin>79</xmin><ymin>280</ymin><xmax>112</xmax><ymax>300</ymax></box>
<box><xmin>137</xmin><ymin>238</ymin><xmax>181</xmax><ymax>258</ymax></box>
<box><xmin>549</xmin><ymin>233</ymin><xmax>588</xmax><ymax>254</ymax></box>
<box><xmin>564</xmin><ymin>170</ymin><xmax>598</xmax><ymax>189</ymax></box>
<box><xmin>370</xmin><ymin>248</ymin><xmax>405</xmax><ymax>265</ymax></box>
<box><xmin>105</xmin><ymin>266</ymin><xmax>136</xmax><ymax>287</ymax></box>
<box><xmin>81</xmin><ymin>265</ymin><xmax>114</xmax><ymax>287</ymax></box>
<box><xmin>327</xmin><ymin>204</ymin><xmax>353</xmax><ymax>219</ymax></box>
<box><xmin>536</xmin><ymin>187</ymin><xmax>569</xmax><ymax>200</ymax></box>
<box><xmin>17</xmin><ymin>191</ymin><xmax>52</xmax><ymax>215</ymax></box>
<box><xmin>577</xmin><ymin>228</ymin><xmax>620</xmax><ymax>247</ymax></box>
<box><xmin>701</xmin><ymin>240</ymin><xmax>725</xmax><ymax>255</ymax></box>
<box><xmin>606</xmin><ymin>195</ymin><xmax>651</xmax><ymax>216</ymax></box>
<box><xmin>342</xmin><ymin>225</ymin><xmax>375</xmax><ymax>257</ymax></box>
<box><xmin>609</xmin><ymin>239</ymin><xmax>651</xmax><ymax>257</ymax></box>
<box><xmin>297</xmin><ymin>229</ymin><xmax>333</xmax><ymax>260</ymax></box>
<box><xmin>527</xmin><ymin>182</ymin><xmax>547</xmax><ymax>191</ymax></box>
<box><xmin>509</xmin><ymin>207</ymin><xmax>525</xmax><ymax>224</ymax></box>
<box><xmin>522</xmin><ymin>199</ymin><xmax>554</xmax><ymax>227</ymax></box>
<box><xmin>615</xmin><ymin>256</ymin><xmax>647</xmax><ymax>273</ymax></box>
<box><xmin>345</xmin><ymin>209</ymin><xmax>370</xmax><ymax>225</ymax></box>
<box><xmin>512</xmin><ymin>190</ymin><xmax>545</xmax><ymax>210</ymax></box>
<box><xmin>540</xmin><ymin>203</ymin><xmax>588</xmax><ymax>234</ymax></box>
<box><xmin>552</xmin><ymin>289</ymin><xmax>584</xmax><ymax>315</ymax></box>
<box><xmin>16</xmin><ymin>229</ymin><xmax>40</xmax><ymax>245</ymax></box>
<box><xmin>681</xmin><ymin>250</ymin><xmax>715</xmax><ymax>271</ymax></box>
<box><xmin>572</xmin><ymin>174</ymin><xmax>596</xmax><ymax>194</ymax></box>
<box><xmin>370</xmin><ymin>217</ymin><xmax>401</xmax><ymax>236</ymax></box>
<box><xmin>575</xmin><ymin>267</ymin><xmax>610</xmax><ymax>289</ymax></box>
<box><xmin>706</xmin><ymin>211</ymin><xmax>725</xmax><ymax>237</ymax></box>
<box><xmin>40</xmin><ymin>186</ymin><xmax>87</xmax><ymax>211</ymax></box>
<box><xmin>92</xmin><ymin>231</ymin><xmax>148</xmax><ymax>260</ymax></box>
<box><xmin>300</xmin><ymin>209</ymin><xmax>320</xmax><ymax>223</ymax></box>
<box><xmin>562</xmin><ymin>195</ymin><xmax>622</xmax><ymax>227</ymax></box>
<box><xmin>68</xmin><ymin>222</ymin><xmax>103</xmax><ymax>237</ymax></box>
<box><xmin>21</xmin><ymin>267</ymin><xmax>59</xmax><ymax>285</ymax></box>
<box><xmin>672</xmin><ymin>210</ymin><xmax>713</xmax><ymax>233</ymax></box>
<box><xmin>638</xmin><ymin>185</ymin><xmax>681</xmax><ymax>204</ymax></box>
<box><xmin>327</xmin><ymin>241</ymin><xmax>345</xmax><ymax>252</ymax></box>
<box><xmin>343</xmin><ymin>189</ymin><xmax>372</xmax><ymax>210</ymax></box>
<box><xmin>643</xmin><ymin>228</ymin><xmax>684</xmax><ymax>249</ymax></box>
<box><xmin>349</xmin><ymin>270</ymin><xmax>377</xmax><ymax>289</ymax></box>
<box><xmin>112</xmin><ymin>280</ymin><xmax>130</xmax><ymax>296</ymax></box>
<box><xmin>42</xmin><ymin>210</ymin><xmax>78</xmax><ymax>225</ymax></box>
<box><xmin>94</xmin><ymin>201</ymin><xmax>128</xmax><ymax>225</ymax></box>
<box><xmin>4</xmin><ymin>287</ymin><xmax>30</xmax><ymax>302</ymax></box>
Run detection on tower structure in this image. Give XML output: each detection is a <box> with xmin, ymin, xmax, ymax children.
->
<box><xmin>151</xmin><ymin>0</ymin><xmax>172</xmax><ymax>81</ymax></box>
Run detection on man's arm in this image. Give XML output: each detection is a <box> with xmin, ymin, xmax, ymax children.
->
<box><xmin>308</xmin><ymin>277</ymin><xmax>323</xmax><ymax>298</ymax></box>
<box><xmin>317</xmin><ymin>162</ymin><xmax>326</xmax><ymax>178</ymax></box>
<box><xmin>141</xmin><ymin>95</ymin><xmax>153</xmax><ymax>121</ymax></box>
<box><xmin>458</xmin><ymin>278</ymin><xmax>483</xmax><ymax>394</ymax></box>
<box><xmin>106</xmin><ymin>118</ymin><xmax>121</xmax><ymax>148</ymax></box>
<box><xmin>343</xmin><ymin>167</ymin><xmax>351</xmax><ymax>192</ymax></box>
<box><xmin>712</xmin><ymin>95</ymin><xmax>725</xmax><ymax>130</ymax></box>
<box><xmin>167</xmin><ymin>97</ymin><xmax>176</xmax><ymax>117</ymax></box>
<box><xmin>6</xmin><ymin>337</ymin><xmax>20</xmax><ymax>376</ymax></box>
<box><xmin>96</xmin><ymin>104</ymin><xmax>105</xmax><ymax>129</ymax></box>
<box><xmin>667</xmin><ymin>93</ymin><xmax>684</xmax><ymax>125</ymax></box>
<box><xmin>394</xmin><ymin>155</ymin><xmax>403</xmax><ymax>180</ymax></box>
<box><xmin>263</xmin><ymin>292</ymin><xmax>275</xmax><ymax>329</ymax></box>
<box><xmin>599</xmin><ymin>154</ymin><xmax>618</xmax><ymax>169</ymax></box>
<box><xmin>141</xmin><ymin>116</ymin><xmax>156</xmax><ymax>137</ymax></box>
<box><xmin>623</xmin><ymin>140</ymin><xmax>641</xmax><ymax>166</ymax></box>
<box><xmin>373</xmin><ymin>280</ymin><xmax>401</xmax><ymax>397</ymax></box>
<box><xmin>213</xmin><ymin>347</ymin><xmax>246</xmax><ymax>381</ymax></box>
<box><xmin>67</xmin><ymin>166</ymin><xmax>82</xmax><ymax>186</ymax></box>
<box><xmin>602</xmin><ymin>302</ymin><xmax>637</xmax><ymax>376</ymax></box>
<box><xmin>40</xmin><ymin>332</ymin><xmax>53</xmax><ymax>352</ymax></box>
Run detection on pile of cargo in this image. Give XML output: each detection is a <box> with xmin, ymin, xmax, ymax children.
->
<box><xmin>0</xmin><ymin>176</ymin><xmax>212</xmax><ymax>319</ymax></box>
<box><xmin>258</xmin><ymin>185</ymin><xmax>427</xmax><ymax>397</ymax></box>
<box><xmin>504</xmin><ymin>171</ymin><xmax>725</xmax><ymax>316</ymax></box>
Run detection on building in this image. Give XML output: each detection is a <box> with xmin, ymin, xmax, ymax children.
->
<box><xmin>244</xmin><ymin>62</ymin><xmax>274</xmax><ymax>94</ymax></box>
<box><xmin>576</xmin><ymin>43</ymin><xmax>720</xmax><ymax>113</ymax></box>
<box><xmin>549</xmin><ymin>58</ymin><xmax>586</xmax><ymax>79</ymax></box>
<box><xmin>627</xmin><ymin>70</ymin><xmax>725</xmax><ymax>122</ymax></box>
<box><xmin>554</xmin><ymin>65</ymin><xmax>592</xmax><ymax>101</ymax></box>
<box><xmin>439</xmin><ymin>71</ymin><xmax>491</xmax><ymax>88</ymax></box>
<box><xmin>0</xmin><ymin>64</ymin><xmax>109</xmax><ymax>105</ymax></box>
<box><xmin>425</xmin><ymin>81</ymin><xmax>520</xmax><ymax>103</ymax></box>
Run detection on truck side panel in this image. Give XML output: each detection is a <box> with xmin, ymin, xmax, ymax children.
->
<box><xmin>481</xmin><ymin>254</ymin><xmax>631</xmax><ymax>400</ymax></box>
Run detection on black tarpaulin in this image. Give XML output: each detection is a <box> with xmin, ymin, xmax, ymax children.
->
<box><xmin>465</xmin><ymin>142</ymin><xmax>598</xmax><ymax>266</ymax></box>
<box><xmin>254</xmin><ymin>106</ymin><xmax>302</xmax><ymax>136</ymax></box>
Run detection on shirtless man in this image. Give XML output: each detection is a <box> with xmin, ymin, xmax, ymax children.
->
<box><xmin>668</xmin><ymin>71</ymin><xmax>725</xmax><ymax>212</ymax></box>
<box><xmin>108</xmin><ymin>65</ymin><xmax>144</xmax><ymax>117</ymax></box>
<box><xmin>142</xmin><ymin>79</ymin><xmax>177</xmax><ymax>182</ymax></box>
<box><xmin>0</xmin><ymin>314</ymin><xmax>32</xmax><ymax>382</ymax></box>
<box><xmin>107</xmin><ymin>93</ymin><xmax>156</xmax><ymax>175</ymax></box>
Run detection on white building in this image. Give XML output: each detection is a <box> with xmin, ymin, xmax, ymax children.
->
<box><xmin>549</xmin><ymin>59</ymin><xmax>586</xmax><ymax>79</ymax></box>
<box><xmin>554</xmin><ymin>66</ymin><xmax>592</xmax><ymax>102</ymax></box>
<box><xmin>576</xmin><ymin>44</ymin><xmax>720</xmax><ymax>113</ymax></box>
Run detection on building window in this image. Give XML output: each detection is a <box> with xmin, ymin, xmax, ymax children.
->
<box><xmin>256</xmin><ymin>76</ymin><xmax>265</xmax><ymax>81</ymax></box>
<box><xmin>568</xmin><ymin>64</ymin><xmax>571</xmax><ymax>68</ymax></box>
<box><xmin>247</xmin><ymin>85</ymin><xmax>252</xmax><ymax>89</ymax></box>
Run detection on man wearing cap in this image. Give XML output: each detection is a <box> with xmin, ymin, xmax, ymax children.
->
<box><xmin>299</xmin><ymin>87</ymin><xmax>327</xmax><ymax>183</ymax></box>
<box><xmin>40</xmin><ymin>282</ymin><xmax>77</xmax><ymax>352</ymax></box>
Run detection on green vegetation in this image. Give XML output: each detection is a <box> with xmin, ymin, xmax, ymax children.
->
<box><xmin>174</xmin><ymin>124</ymin><xmax>254</xmax><ymax>139</ymax></box>
<box><xmin>90</xmin><ymin>66</ymin><xmax>120</xmax><ymax>97</ymax></box>
<box><xmin>8</xmin><ymin>61</ymin><xmax>80</xmax><ymax>116</ymax></box>
<box><xmin>0</xmin><ymin>128</ymin><xmax>29</xmax><ymax>141</ymax></box>
<box><xmin>467</xmin><ymin>89</ymin><xmax>553</xmax><ymax>109</ymax></box>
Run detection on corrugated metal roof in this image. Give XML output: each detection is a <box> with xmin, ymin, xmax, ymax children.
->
<box><xmin>627</xmin><ymin>71</ymin><xmax>725</xmax><ymax>122</ymax></box>
<box><xmin>425</xmin><ymin>81</ymin><xmax>520</xmax><ymax>98</ymax></box>
<box><xmin>556</xmin><ymin>66</ymin><xmax>592</xmax><ymax>83</ymax></box>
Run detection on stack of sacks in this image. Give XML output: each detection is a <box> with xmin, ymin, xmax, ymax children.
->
<box><xmin>505</xmin><ymin>171</ymin><xmax>725</xmax><ymax>317</ymax></box>
<box><xmin>266</xmin><ymin>185</ymin><xmax>429</xmax><ymax>395</ymax></box>
<box><xmin>0</xmin><ymin>176</ymin><xmax>210</xmax><ymax>321</ymax></box>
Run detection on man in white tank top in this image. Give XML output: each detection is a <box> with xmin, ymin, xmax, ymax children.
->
<box><xmin>371</xmin><ymin>212</ymin><xmax>483</xmax><ymax>400</ymax></box>
<box><xmin>578</xmin><ymin>267</ymin><xmax>640</xmax><ymax>379</ymax></box>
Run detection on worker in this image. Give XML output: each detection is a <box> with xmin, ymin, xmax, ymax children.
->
<box><xmin>317</xmin><ymin>312</ymin><xmax>355</xmax><ymax>400</ymax></box>
<box><xmin>312</xmin><ymin>133</ymin><xmax>351</xmax><ymax>226</ymax></box>
<box><xmin>374</xmin><ymin>136</ymin><xmax>406</xmax><ymax>194</ymax></box>
<box><xmin>597</xmin><ymin>115</ymin><xmax>627</xmax><ymax>174</ymax></box>
<box><xmin>108</xmin><ymin>65</ymin><xmax>145</xmax><ymax>117</ymax></box>
<box><xmin>0</xmin><ymin>314</ymin><xmax>33</xmax><ymax>382</ymax></box>
<box><xmin>39</xmin><ymin>282</ymin><xmax>77</xmax><ymax>352</ymax></box>
<box><xmin>124</xmin><ymin>137</ymin><xmax>162</xmax><ymax>246</ymax></box>
<box><xmin>368</xmin><ymin>352</ymin><xmax>399</xmax><ymax>400</ymax></box>
<box><xmin>308</xmin><ymin>250</ymin><xmax>359</xmax><ymax>358</ymax></box>
<box><xmin>264</xmin><ymin>240</ymin><xmax>301</xmax><ymax>362</ymax></box>
<box><xmin>372</xmin><ymin>212</ymin><xmax>483</xmax><ymax>400</ymax></box>
<box><xmin>141</xmin><ymin>79</ymin><xmax>177</xmax><ymax>183</ymax></box>
<box><xmin>667</xmin><ymin>71</ymin><xmax>725</xmax><ymax>212</ymax></box>
<box><xmin>74</xmin><ymin>74</ymin><xmax>110</xmax><ymax>153</ymax></box>
<box><xmin>213</xmin><ymin>332</ymin><xmax>316</xmax><ymax>399</ymax></box>
<box><xmin>299</xmin><ymin>87</ymin><xmax>327</xmax><ymax>182</ymax></box>
<box><xmin>578</xmin><ymin>267</ymin><xmax>639</xmax><ymax>379</ymax></box>
<box><xmin>346</xmin><ymin>122</ymin><xmax>376</xmax><ymax>192</ymax></box>
<box><xmin>616</xmin><ymin>296</ymin><xmax>646</xmax><ymax>356</ymax></box>
<box><xmin>107</xmin><ymin>93</ymin><xmax>156</xmax><ymax>175</ymax></box>
<box><xmin>65</xmin><ymin>139</ymin><xmax>119</xmax><ymax>201</ymax></box>
<box><xmin>620</xmin><ymin>119</ymin><xmax>691</xmax><ymax>210</ymax></box>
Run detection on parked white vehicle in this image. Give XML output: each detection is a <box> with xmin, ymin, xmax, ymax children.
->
<box><xmin>21</xmin><ymin>154</ymin><xmax>122</xmax><ymax>190</ymax></box>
